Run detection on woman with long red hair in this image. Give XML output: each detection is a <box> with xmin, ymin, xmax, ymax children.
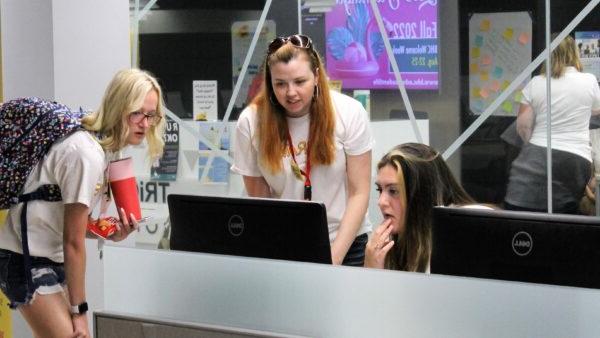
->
<box><xmin>232</xmin><ymin>34</ymin><xmax>373</xmax><ymax>266</ymax></box>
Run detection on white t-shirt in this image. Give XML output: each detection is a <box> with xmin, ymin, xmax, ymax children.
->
<box><xmin>521</xmin><ymin>67</ymin><xmax>600</xmax><ymax>161</ymax></box>
<box><xmin>232</xmin><ymin>90</ymin><xmax>374</xmax><ymax>240</ymax></box>
<box><xmin>0</xmin><ymin>131</ymin><xmax>107</xmax><ymax>262</ymax></box>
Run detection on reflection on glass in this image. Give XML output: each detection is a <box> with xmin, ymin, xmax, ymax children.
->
<box><xmin>504</xmin><ymin>35</ymin><xmax>600</xmax><ymax>214</ymax></box>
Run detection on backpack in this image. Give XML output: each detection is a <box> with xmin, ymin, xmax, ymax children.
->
<box><xmin>1</xmin><ymin>97</ymin><xmax>85</xmax><ymax>209</ymax></box>
<box><xmin>0</xmin><ymin>97</ymin><xmax>85</xmax><ymax>296</ymax></box>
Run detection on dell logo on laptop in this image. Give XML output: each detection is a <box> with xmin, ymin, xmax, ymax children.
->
<box><xmin>512</xmin><ymin>231</ymin><xmax>533</xmax><ymax>256</ymax></box>
<box><xmin>228</xmin><ymin>215</ymin><xmax>244</xmax><ymax>236</ymax></box>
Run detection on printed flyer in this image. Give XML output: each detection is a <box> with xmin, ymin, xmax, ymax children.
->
<box><xmin>325</xmin><ymin>0</ymin><xmax>439</xmax><ymax>90</ymax></box>
<box><xmin>151</xmin><ymin>117</ymin><xmax>179</xmax><ymax>181</ymax></box>
<box><xmin>198</xmin><ymin>122</ymin><xmax>230</xmax><ymax>184</ymax></box>
<box><xmin>575</xmin><ymin>31</ymin><xmax>600</xmax><ymax>82</ymax></box>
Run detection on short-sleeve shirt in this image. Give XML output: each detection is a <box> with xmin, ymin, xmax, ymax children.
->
<box><xmin>0</xmin><ymin>131</ymin><xmax>107</xmax><ymax>262</ymax></box>
<box><xmin>521</xmin><ymin>67</ymin><xmax>600</xmax><ymax>161</ymax></box>
<box><xmin>232</xmin><ymin>90</ymin><xmax>374</xmax><ymax>240</ymax></box>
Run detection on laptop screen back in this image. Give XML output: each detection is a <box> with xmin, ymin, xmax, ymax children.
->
<box><xmin>168</xmin><ymin>194</ymin><xmax>332</xmax><ymax>264</ymax></box>
<box><xmin>431</xmin><ymin>207</ymin><xmax>600</xmax><ymax>289</ymax></box>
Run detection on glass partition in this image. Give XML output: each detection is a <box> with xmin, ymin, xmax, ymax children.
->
<box><xmin>128</xmin><ymin>0</ymin><xmax>600</xmax><ymax>250</ymax></box>
<box><xmin>546</xmin><ymin>1</ymin><xmax>600</xmax><ymax>215</ymax></box>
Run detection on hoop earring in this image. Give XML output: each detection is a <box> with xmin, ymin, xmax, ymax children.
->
<box><xmin>269</xmin><ymin>93</ymin><xmax>278</xmax><ymax>106</ymax></box>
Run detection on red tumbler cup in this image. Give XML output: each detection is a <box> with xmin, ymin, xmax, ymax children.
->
<box><xmin>108</xmin><ymin>157</ymin><xmax>141</xmax><ymax>221</ymax></box>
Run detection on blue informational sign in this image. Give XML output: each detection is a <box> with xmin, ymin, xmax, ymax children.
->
<box><xmin>151</xmin><ymin>117</ymin><xmax>179</xmax><ymax>181</ymax></box>
<box><xmin>198</xmin><ymin>122</ymin><xmax>230</xmax><ymax>184</ymax></box>
<box><xmin>575</xmin><ymin>31</ymin><xmax>600</xmax><ymax>82</ymax></box>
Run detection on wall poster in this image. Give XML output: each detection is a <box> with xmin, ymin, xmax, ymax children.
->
<box><xmin>231</xmin><ymin>20</ymin><xmax>276</xmax><ymax>110</ymax></box>
<box><xmin>575</xmin><ymin>31</ymin><xmax>600</xmax><ymax>82</ymax></box>
<box><xmin>151</xmin><ymin>116</ymin><xmax>179</xmax><ymax>181</ymax></box>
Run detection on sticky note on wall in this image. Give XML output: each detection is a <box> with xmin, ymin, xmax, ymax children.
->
<box><xmin>493</xmin><ymin>66</ymin><xmax>504</xmax><ymax>79</ymax></box>
<box><xmin>518</xmin><ymin>32</ymin><xmax>530</xmax><ymax>45</ymax></box>
<box><xmin>482</xmin><ymin>55</ymin><xmax>492</xmax><ymax>66</ymax></box>
<box><xmin>480</xmin><ymin>19</ymin><xmax>491</xmax><ymax>31</ymax></box>
<box><xmin>490</xmin><ymin>80</ymin><xmax>501</xmax><ymax>92</ymax></box>
<box><xmin>503</xmin><ymin>27</ymin><xmax>514</xmax><ymax>41</ymax></box>
<box><xmin>472</xmin><ymin>47</ymin><xmax>481</xmax><ymax>58</ymax></box>
<box><xmin>479</xmin><ymin>88</ymin><xmax>490</xmax><ymax>99</ymax></box>
<box><xmin>514</xmin><ymin>91</ymin><xmax>524</xmax><ymax>102</ymax></box>
<box><xmin>475</xmin><ymin>35</ymin><xmax>484</xmax><ymax>47</ymax></box>
<box><xmin>473</xmin><ymin>100</ymin><xmax>485</xmax><ymax>111</ymax></box>
<box><xmin>502</xmin><ymin>100</ymin><xmax>513</xmax><ymax>113</ymax></box>
<box><xmin>470</xmin><ymin>63</ymin><xmax>479</xmax><ymax>73</ymax></box>
<box><xmin>480</xmin><ymin>71</ymin><xmax>489</xmax><ymax>82</ymax></box>
<box><xmin>472</xmin><ymin>87</ymin><xmax>481</xmax><ymax>98</ymax></box>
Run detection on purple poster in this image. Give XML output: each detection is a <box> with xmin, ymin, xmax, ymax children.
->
<box><xmin>325</xmin><ymin>0</ymin><xmax>438</xmax><ymax>90</ymax></box>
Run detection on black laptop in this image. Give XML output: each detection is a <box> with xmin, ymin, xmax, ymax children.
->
<box><xmin>168</xmin><ymin>194</ymin><xmax>332</xmax><ymax>264</ymax></box>
<box><xmin>431</xmin><ymin>206</ymin><xmax>600</xmax><ymax>289</ymax></box>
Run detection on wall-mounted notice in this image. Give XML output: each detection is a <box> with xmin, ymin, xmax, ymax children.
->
<box><xmin>353</xmin><ymin>89</ymin><xmax>371</xmax><ymax>119</ymax></box>
<box><xmin>231</xmin><ymin>20</ymin><xmax>276</xmax><ymax>110</ymax></box>
<box><xmin>469</xmin><ymin>12</ymin><xmax>532</xmax><ymax>116</ymax></box>
<box><xmin>325</xmin><ymin>1</ymin><xmax>439</xmax><ymax>90</ymax></box>
<box><xmin>151</xmin><ymin>116</ymin><xmax>179</xmax><ymax>181</ymax></box>
<box><xmin>198</xmin><ymin>122</ymin><xmax>230</xmax><ymax>184</ymax></box>
<box><xmin>575</xmin><ymin>31</ymin><xmax>600</xmax><ymax>82</ymax></box>
<box><xmin>193</xmin><ymin>80</ymin><xmax>218</xmax><ymax>121</ymax></box>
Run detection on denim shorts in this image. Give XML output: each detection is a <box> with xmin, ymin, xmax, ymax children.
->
<box><xmin>0</xmin><ymin>249</ymin><xmax>66</xmax><ymax>309</ymax></box>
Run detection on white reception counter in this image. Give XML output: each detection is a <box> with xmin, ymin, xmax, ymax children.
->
<box><xmin>100</xmin><ymin>246</ymin><xmax>600</xmax><ymax>338</ymax></box>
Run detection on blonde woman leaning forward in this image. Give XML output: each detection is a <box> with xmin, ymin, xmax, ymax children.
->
<box><xmin>0</xmin><ymin>69</ymin><xmax>165</xmax><ymax>338</ymax></box>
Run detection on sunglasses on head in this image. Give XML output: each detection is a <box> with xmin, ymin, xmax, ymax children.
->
<box><xmin>267</xmin><ymin>34</ymin><xmax>313</xmax><ymax>55</ymax></box>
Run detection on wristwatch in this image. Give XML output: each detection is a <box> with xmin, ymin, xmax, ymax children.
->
<box><xmin>71</xmin><ymin>302</ymin><xmax>89</xmax><ymax>315</ymax></box>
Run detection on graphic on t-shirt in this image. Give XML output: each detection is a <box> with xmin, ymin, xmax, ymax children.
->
<box><xmin>285</xmin><ymin>140</ymin><xmax>308</xmax><ymax>181</ymax></box>
<box><xmin>284</xmin><ymin>140</ymin><xmax>308</xmax><ymax>158</ymax></box>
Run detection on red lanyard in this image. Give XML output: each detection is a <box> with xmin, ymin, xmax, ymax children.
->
<box><xmin>286</xmin><ymin>131</ymin><xmax>312</xmax><ymax>201</ymax></box>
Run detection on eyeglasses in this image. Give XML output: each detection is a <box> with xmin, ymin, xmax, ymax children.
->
<box><xmin>128</xmin><ymin>111</ymin><xmax>162</xmax><ymax>126</ymax></box>
<box><xmin>267</xmin><ymin>34</ymin><xmax>313</xmax><ymax>55</ymax></box>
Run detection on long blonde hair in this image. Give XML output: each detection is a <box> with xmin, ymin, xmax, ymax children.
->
<box><xmin>540</xmin><ymin>35</ymin><xmax>583</xmax><ymax>78</ymax></box>
<box><xmin>253</xmin><ymin>42</ymin><xmax>336</xmax><ymax>173</ymax></box>
<box><xmin>81</xmin><ymin>69</ymin><xmax>165</xmax><ymax>160</ymax></box>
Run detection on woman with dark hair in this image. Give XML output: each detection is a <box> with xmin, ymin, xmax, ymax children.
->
<box><xmin>504</xmin><ymin>35</ymin><xmax>600</xmax><ymax>214</ymax></box>
<box><xmin>365</xmin><ymin>143</ymin><xmax>475</xmax><ymax>272</ymax></box>
<box><xmin>232</xmin><ymin>34</ymin><xmax>374</xmax><ymax>266</ymax></box>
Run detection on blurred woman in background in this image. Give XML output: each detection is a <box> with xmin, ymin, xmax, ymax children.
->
<box><xmin>504</xmin><ymin>35</ymin><xmax>600</xmax><ymax>214</ymax></box>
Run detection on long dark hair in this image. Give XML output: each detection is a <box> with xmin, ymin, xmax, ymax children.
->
<box><xmin>378</xmin><ymin>143</ymin><xmax>474</xmax><ymax>271</ymax></box>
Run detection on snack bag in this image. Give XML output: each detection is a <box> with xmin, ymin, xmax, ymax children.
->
<box><xmin>87</xmin><ymin>217</ymin><xmax>119</xmax><ymax>239</ymax></box>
